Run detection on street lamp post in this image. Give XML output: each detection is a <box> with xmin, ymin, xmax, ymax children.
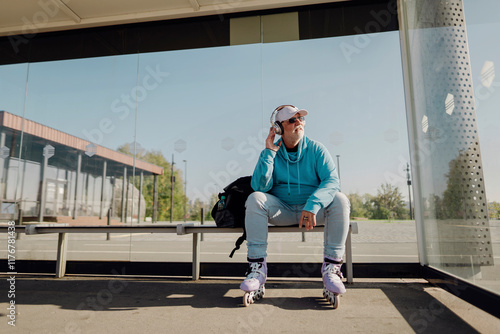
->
<box><xmin>183</xmin><ymin>159</ymin><xmax>187</xmax><ymax>222</ymax></box>
<box><xmin>170</xmin><ymin>154</ymin><xmax>175</xmax><ymax>223</ymax></box>
<box><xmin>405</xmin><ymin>162</ymin><xmax>413</xmax><ymax>220</ymax></box>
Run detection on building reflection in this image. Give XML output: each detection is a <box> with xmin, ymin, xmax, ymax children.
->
<box><xmin>0</xmin><ymin>111</ymin><xmax>163</xmax><ymax>225</ymax></box>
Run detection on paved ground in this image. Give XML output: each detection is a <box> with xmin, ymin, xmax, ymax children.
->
<box><xmin>2</xmin><ymin>220</ymin><xmax>500</xmax><ymax>293</ymax></box>
<box><xmin>0</xmin><ymin>276</ymin><xmax>499</xmax><ymax>334</ymax></box>
<box><xmin>0</xmin><ymin>220</ymin><xmax>499</xmax><ymax>332</ymax></box>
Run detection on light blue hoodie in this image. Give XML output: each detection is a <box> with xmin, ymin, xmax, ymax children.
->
<box><xmin>250</xmin><ymin>136</ymin><xmax>340</xmax><ymax>214</ymax></box>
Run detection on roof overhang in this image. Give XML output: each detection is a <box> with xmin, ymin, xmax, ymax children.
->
<box><xmin>0</xmin><ymin>0</ymin><xmax>346</xmax><ymax>37</ymax></box>
<box><xmin>0</xmin><ymin>111</ymin><xmax>164</xmax><ymax>175</ymax></box>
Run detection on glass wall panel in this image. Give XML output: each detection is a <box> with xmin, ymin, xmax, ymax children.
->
<box><xmin>400</xmin><ymin>0</ymin><xmax>499</xmax><ymax>293</ymax></box>
<box><xmin>0</xmin><ymin>63</ymin><xmax>29</xmax><ymax>219</ymax></box>
<box><xmin>260</xmin><ymin>34</ymin><xmax>414</xmax><ymax>263</ymax></box>
<box><xmin>125</xmin><ymin>31</ymin><xmax>414</xmax><ymax>263</ymax></box>
<box><xmin>0</xmin><ymin>56</ymin><xmax>142</xmax><ymax>262</ymax></box>
<box><xmin>130</xmin><ymin>44</ymin><xmax>264</xmax><ymax>262</ymax></box>
<box><xmin>0</xmin><ymin>64</ymin><xmax>28</xmax><ymax>116</ymax></box>
<box><xmin>1</xmin><ymin>9</ymin><xmax>414</xmax><ymax>266</ymax></box>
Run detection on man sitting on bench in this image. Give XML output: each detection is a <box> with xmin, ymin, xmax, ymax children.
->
<box><xmin>240</xmin><ymin>105</ymin><xmax>351</xmax><ymax>301</ymax></box>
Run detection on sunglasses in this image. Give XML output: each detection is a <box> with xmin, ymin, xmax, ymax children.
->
<box><xmin>283</xmin><ymin>116</ymin><xmax>305</xmax><ymax>124</ymax></box>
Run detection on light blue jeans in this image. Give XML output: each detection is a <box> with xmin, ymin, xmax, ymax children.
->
<box><xmin>245</xmin><ymin>191</ymin><xmax>351</xmax><ymax>259</ymax></box>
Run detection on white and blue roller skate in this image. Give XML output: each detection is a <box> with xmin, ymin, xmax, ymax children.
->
<box><xmin>321</xmin><ymin>257</ymin><xmax>346</xmax><ymax>309</ymax></box>
<box><xmin>240</xmin><ymin>257</ymin><xmax>267</xmax><ymax>307</ymax></box>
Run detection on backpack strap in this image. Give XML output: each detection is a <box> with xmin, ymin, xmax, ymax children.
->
<box><xmin>229</xmin><ymin>228</ymin><xmax>246</xmax><ymax>258</ymax></box>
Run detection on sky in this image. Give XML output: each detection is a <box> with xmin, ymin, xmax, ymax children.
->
<box><xmin>0</xmin><ymin>5</ymin><xmax>498</xmax><ymax>204</ymax></box>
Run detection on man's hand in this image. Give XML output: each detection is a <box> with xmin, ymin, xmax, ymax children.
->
<box><xmin>299</xmin><ymin>210</ymin><xmax>316</xmax><ymax>230</ymax></box>
<box><xmin>266</xmin><ymin>127</ymin><xmax>282</xmax><ymax>152</ymax></box>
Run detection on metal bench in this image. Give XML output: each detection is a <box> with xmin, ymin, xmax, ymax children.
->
<box><xmin>2</xmin><ymin>221</ymin><xmax>358</xmax><ymax>282</ymax></box>
<box><xmin>176</xmin><ymin>222</ymin><xmax>358</xmax><ymax>283</ymax></box>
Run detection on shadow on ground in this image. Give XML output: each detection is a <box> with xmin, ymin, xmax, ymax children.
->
<box><xmin>0</xmin><ymin>275</ymin><xmax>489</xmax><ymax>333</ymax></box>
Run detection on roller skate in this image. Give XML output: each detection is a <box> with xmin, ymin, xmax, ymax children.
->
<box><xmin>321</xmin><ymin>257</ymin><xmax>346</xmax><ymax>309</ymax></box>
<box><xmin>240</xmin><ymin>257</ymin><xmax>267</xmax><ymax>307</ymax></box>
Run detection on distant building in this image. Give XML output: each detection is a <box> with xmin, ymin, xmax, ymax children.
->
<box><xmin>0</xmin><ymin>111</ymin><xmax>163</xmax><ymax>224</ymax></box>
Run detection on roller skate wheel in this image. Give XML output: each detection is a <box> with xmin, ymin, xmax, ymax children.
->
<box><xmin>258</xmin><ymin>285</ymin><xmax>265</xmax><ymax>299</ymax></box>
<box><xmin>255</xmin><ymin>289</ymin><xmax>263</xmax><ymax>301</ymax></box>
<box><xmin>323</xmin><ymin>289</ymin><xmax>340</xmax><ymax>309</ymax></box>
<box><xmin>332</xmin><ymin>294</ymin><xmax>339</xmax><ymax>309</ymax></box>
<box><xmin>243</xmin><ymin>292</ymin><xmax>252</xmax><ymax>307</ymax></box>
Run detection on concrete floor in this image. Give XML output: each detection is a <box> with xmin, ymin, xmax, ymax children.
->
<box><xmin>0</xmin><ymin>275</ymin><xmax>498</xmax><ymax>334</ymax></box>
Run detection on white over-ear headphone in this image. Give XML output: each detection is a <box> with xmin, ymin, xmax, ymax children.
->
<box><xmin>270</xmin><ymin>105</ymin><xmax>286</xmax><ymax>135</ymax></box>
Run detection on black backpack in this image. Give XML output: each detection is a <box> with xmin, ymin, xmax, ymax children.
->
<box><xmin>211</xmin><ymin>176</ymin><xmax>254</xmax><ymax>257</ymax></box>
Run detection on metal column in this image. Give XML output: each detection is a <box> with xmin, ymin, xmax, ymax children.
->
<box><xmin>55</xmin><ymin>233</ymin><xmax>68</xmax><ymax>278</ymax></box>
<box><xmin>138</xmin><ymin>171</ymin><xmax>143</xmax><ymax>223</ymax></box>
<box><xmin>152</xmin><ymin>174</ymin><xmax>158</xmax><ymax>223</ymax></box>
<box><xmin>125</xmin><ymin>173</ymin><xmax>130</xmax><ymax>223</ymax></box>
<box><xmin>192</xmin><ymin>232</ymin><xmax>201</xmax><ymax>280</ymax></box>
<box><xmin>110</xmin><ymin>176</ymin><xmax>115</xmax><ymax>217</ymax></box>
<box><xmin>73</xmin><ymin>153</ymin><xmax>81</xmax><ymax>219</ymax></box>
<box><xmin>121</xmin><ymin>167</ymin><xmax>127</xmax><ymax>223</ymax></box>
<box><xmin>39</xmin><ymin>159</ymin><xmax>47</xmax><ymax>222</ymax></box>
<box><xmin>99</xmin><ymin>160</ymin><xmax>107</xmax><ymax>219</ymax></box>
<box><xmin>39</xmin><ymin>149</ymin><xmax>50</xmax><ymax>222</ymax></box>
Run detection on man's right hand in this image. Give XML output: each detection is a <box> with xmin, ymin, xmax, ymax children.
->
<box><xmin>266</xmin><ymin>127</ymin><xmax>282</xmax><ymax>152</ymax></box>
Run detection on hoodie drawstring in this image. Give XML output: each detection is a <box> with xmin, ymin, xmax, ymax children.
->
<box><xmin>286</xmin><ymin>160</ymin><xmax>291</xmax><ymax>196</ymax></box>
<box><xmin>285</xmin><ymin>150</ymin><xmax>301</xmax><ymax>197</ymax></box>
<box><xmin>297</xmin><ymin>163</ymin><xmax>301</xmax><ymax>197</ymax></box>
<box><xmin>281</xmin><ymin>137</ymin><xmax>306</xmax><ymax>198</ymax></box>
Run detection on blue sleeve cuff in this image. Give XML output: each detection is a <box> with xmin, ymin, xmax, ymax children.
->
<box><xmin>303</xmin><ymin>203</ymin><xmax>321</xmax><ymax>215</ymax></box>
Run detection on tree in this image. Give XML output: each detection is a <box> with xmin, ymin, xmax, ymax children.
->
<box><xmin>441</xmin><ymin>153</ymin><xmax>467</xmax><ymax>219</ymax></box>
<box><xmin>117</xmin><ymin>144</ymin><xmax>186</xmax><ymax>221</ymax></box>
<box><xmin>429</xmin><ymin>194</ymin><xmax>446</xmax><ymax>219</ymax></box>
<box><xmin>188</xmin><ymin>194</ymin><xmax>218</xmax><ymax>222</ymax></box>
<box><xmin>370</xmin><ymin>183</ymin><xmax>409</xmax><ymax>220</ymax></box>
<box><xmin>347</xmin><ymin>193</ymin><xmax>372</xmax><ymax>219</ymax></box>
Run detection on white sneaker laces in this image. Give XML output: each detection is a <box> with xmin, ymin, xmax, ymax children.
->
<box><xmin>245</xmin><ymin>262</ymin><xmax>264</xmax><ymax>280</ymax></box>
<box><xmin>324</xmin><ymin>263</ymin><xmax>343</xmax><ymax>280</ymax></box>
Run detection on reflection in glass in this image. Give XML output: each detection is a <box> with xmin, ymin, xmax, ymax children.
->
<box><xmin>400</xmin><ymin>0</ymin><xmax>497</xmax><ymax>292</ymax></box>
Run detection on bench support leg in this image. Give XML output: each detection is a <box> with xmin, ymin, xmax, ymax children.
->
<box><xmin>345</xmin><ymin>226</ymin><xmax>353</xmax><ymax>284</ymax></box>
<box><xmin>192</xmin><ymin>232</ymin><xmax>200</xmax><ymax>280</ymax></box>
<box><xmin>56</xmin><ymin>233</ymin><xmax>68</xmax><ymax>278</ymax></box>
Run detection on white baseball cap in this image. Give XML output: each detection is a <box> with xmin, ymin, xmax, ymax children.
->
<box><xmin>275</xmin><ymin>105</ymin><xmax>308</xmax><ymax>122</ymax></box>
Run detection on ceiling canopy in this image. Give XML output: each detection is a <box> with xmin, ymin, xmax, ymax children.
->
<box><xmin>0</xmin><ymin>0</ymin><xmax>342</xmax><ymax>37</ymax></box>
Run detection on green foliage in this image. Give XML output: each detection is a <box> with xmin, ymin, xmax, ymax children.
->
<box><xmin>368</xmin><ymin>183</ymin><xmax>409</xmax><ymax>220</ymax></box>
<box><xmin>441</xmin><ymin>153</ymin><xmax>467</xmax><ymax>219</ymax></box>
<box><xmin>348</xmin><ymin>185</ymin><xmax>410</xmax><ymax>221</ymax></box>
<box><xmin>188</xmin><ymin>194</ymin><xmax>218</xmax><ymax>222</ymax></box>
<box><xmin>429</xmin><ymin>194</ymin><xmax>446</xmax><ymax>219</ymax></box>
<box><xmin>188</xmin><ymin>198</ymin><xmax>205</xmax><ymax>222</ymax></box>
<box><xmin>117</xmin><ymin>144</ymin><xmax>187</xmax><ymax>221</ymax></box>
<box><xmin>347</xmin><ymin>193</ymin><xmax>371</xmax><ymax>219</ymax></box>
<box><xmin>489</xmin><ymin>202</ymin><xmax>500</xmax><ymax>219</ymax></box>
